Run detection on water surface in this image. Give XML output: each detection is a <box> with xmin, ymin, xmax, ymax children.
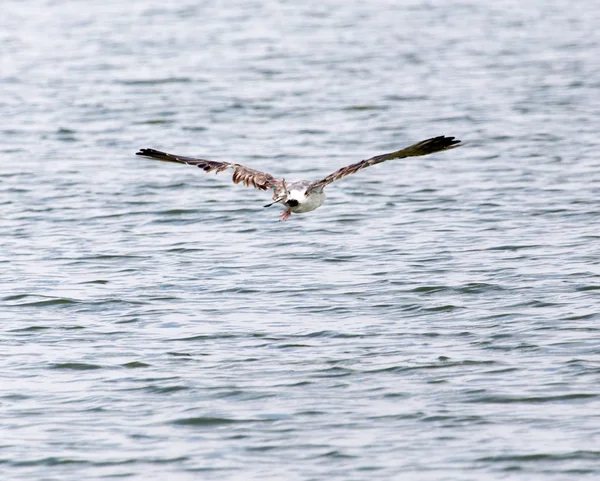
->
<box><xmin>2</xmin><ymin>0</ymin><xmax>600</xmax><ymax>479</ymax></box>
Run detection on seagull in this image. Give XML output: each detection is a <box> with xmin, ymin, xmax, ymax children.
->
<box><xmin>136</xmin><ymin>135</ymin><xmax>461</xmax><ymax>221</ymax></box>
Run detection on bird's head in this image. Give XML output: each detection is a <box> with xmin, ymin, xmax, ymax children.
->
<box><xmin>263</xmin><ymin>179</ymin><xmax>297</xmax><ymax>208</ymax></box>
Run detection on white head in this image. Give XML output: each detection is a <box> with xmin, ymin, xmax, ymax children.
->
<box><xmin>264</xmin><ymin>180</ymin><xmax>308</xmax><ymax>208</ymax></box>
<box><xmin>285</xmin><ymin>188</ymin><xmax>305</xmax><ymax>205</ymax></box>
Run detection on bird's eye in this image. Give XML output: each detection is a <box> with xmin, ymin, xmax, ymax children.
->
<box><xmin>287</xmin><ymin>199</ymin><xmax>299</xmax><ymax>207</ymax></box>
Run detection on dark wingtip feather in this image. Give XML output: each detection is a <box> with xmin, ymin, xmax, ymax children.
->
<box><xmin>425</xmin><ymin>135</ymin><xmax>462</xmax><ymax>152</ymax></box>
<box><xmin>443</xmin><ymin>135</ymin><xmax>461</xmax><ymax>147</ymax></box>
<box><xmin>136</xmin><ymin>148</ymin><xmax>164</xmax><ymax>158</ymax></box>
<box><xmin>135</xmin><ymin>148</ymin><xmax>181</xmax><ymax>163</ymax></box>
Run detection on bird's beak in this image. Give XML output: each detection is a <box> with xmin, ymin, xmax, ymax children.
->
<box><xmin>264</xmin><ymin>196</ymin><xmax>285</xmax><ymax>208</ymax></box>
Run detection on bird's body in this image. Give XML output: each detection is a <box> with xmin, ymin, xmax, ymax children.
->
<box><xmin>136</xmin><ymin>135</ymin><xmax>461</xmax><ymax>221</ymax></box>
<box><xmin>286</xmin><ymin>181</ymin><xmax>325</xmax><ymax>213</ymax></box>
<box><xmin>275</xmin><ymin>182</ymin><xmax>326</xmax><ymax>221</ymax></box>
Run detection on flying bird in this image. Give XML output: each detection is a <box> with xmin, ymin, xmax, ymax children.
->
<box><xmin>136</xmin><ymin>135</ymin><xmax>461</xmax><ymax>221</ymax></box>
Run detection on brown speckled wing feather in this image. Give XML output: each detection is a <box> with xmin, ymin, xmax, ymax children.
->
<box><xmin>307</xmin><ymin>136</ymin><xmax>461</xmax><ymax>193</ymax></box>
<box><xmin>136</xmin><ymin>148</ymin><xmax>282</xmax><ymax>192</ymax></box>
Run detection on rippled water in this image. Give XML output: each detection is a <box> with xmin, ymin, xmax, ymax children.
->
<box><xmin>2</xmin><ymin>0</ymin><xmax>600</xmax><ymax>479</ymax></box>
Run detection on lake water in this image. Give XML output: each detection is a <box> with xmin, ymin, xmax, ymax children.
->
<box><xmin>2</xmin><ymin>0</ymin><xmax>600</xmax><ymax>479</ymax></box>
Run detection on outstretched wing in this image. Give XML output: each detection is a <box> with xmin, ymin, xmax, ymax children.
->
<box><xmin>136</xmin><ymin>148</ymin><xmax>282</xmax><ymax>192</ymax></box>
<box><xmin>307</xmin><ymin>135</ymin><xmax>461</xmax><ymax>193</ymax></box>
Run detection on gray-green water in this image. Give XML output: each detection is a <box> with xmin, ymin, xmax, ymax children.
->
<box><xmin>2</xmin><ymin>0</ymin><xmax>600</xmax><ymax>479</ymax></box>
